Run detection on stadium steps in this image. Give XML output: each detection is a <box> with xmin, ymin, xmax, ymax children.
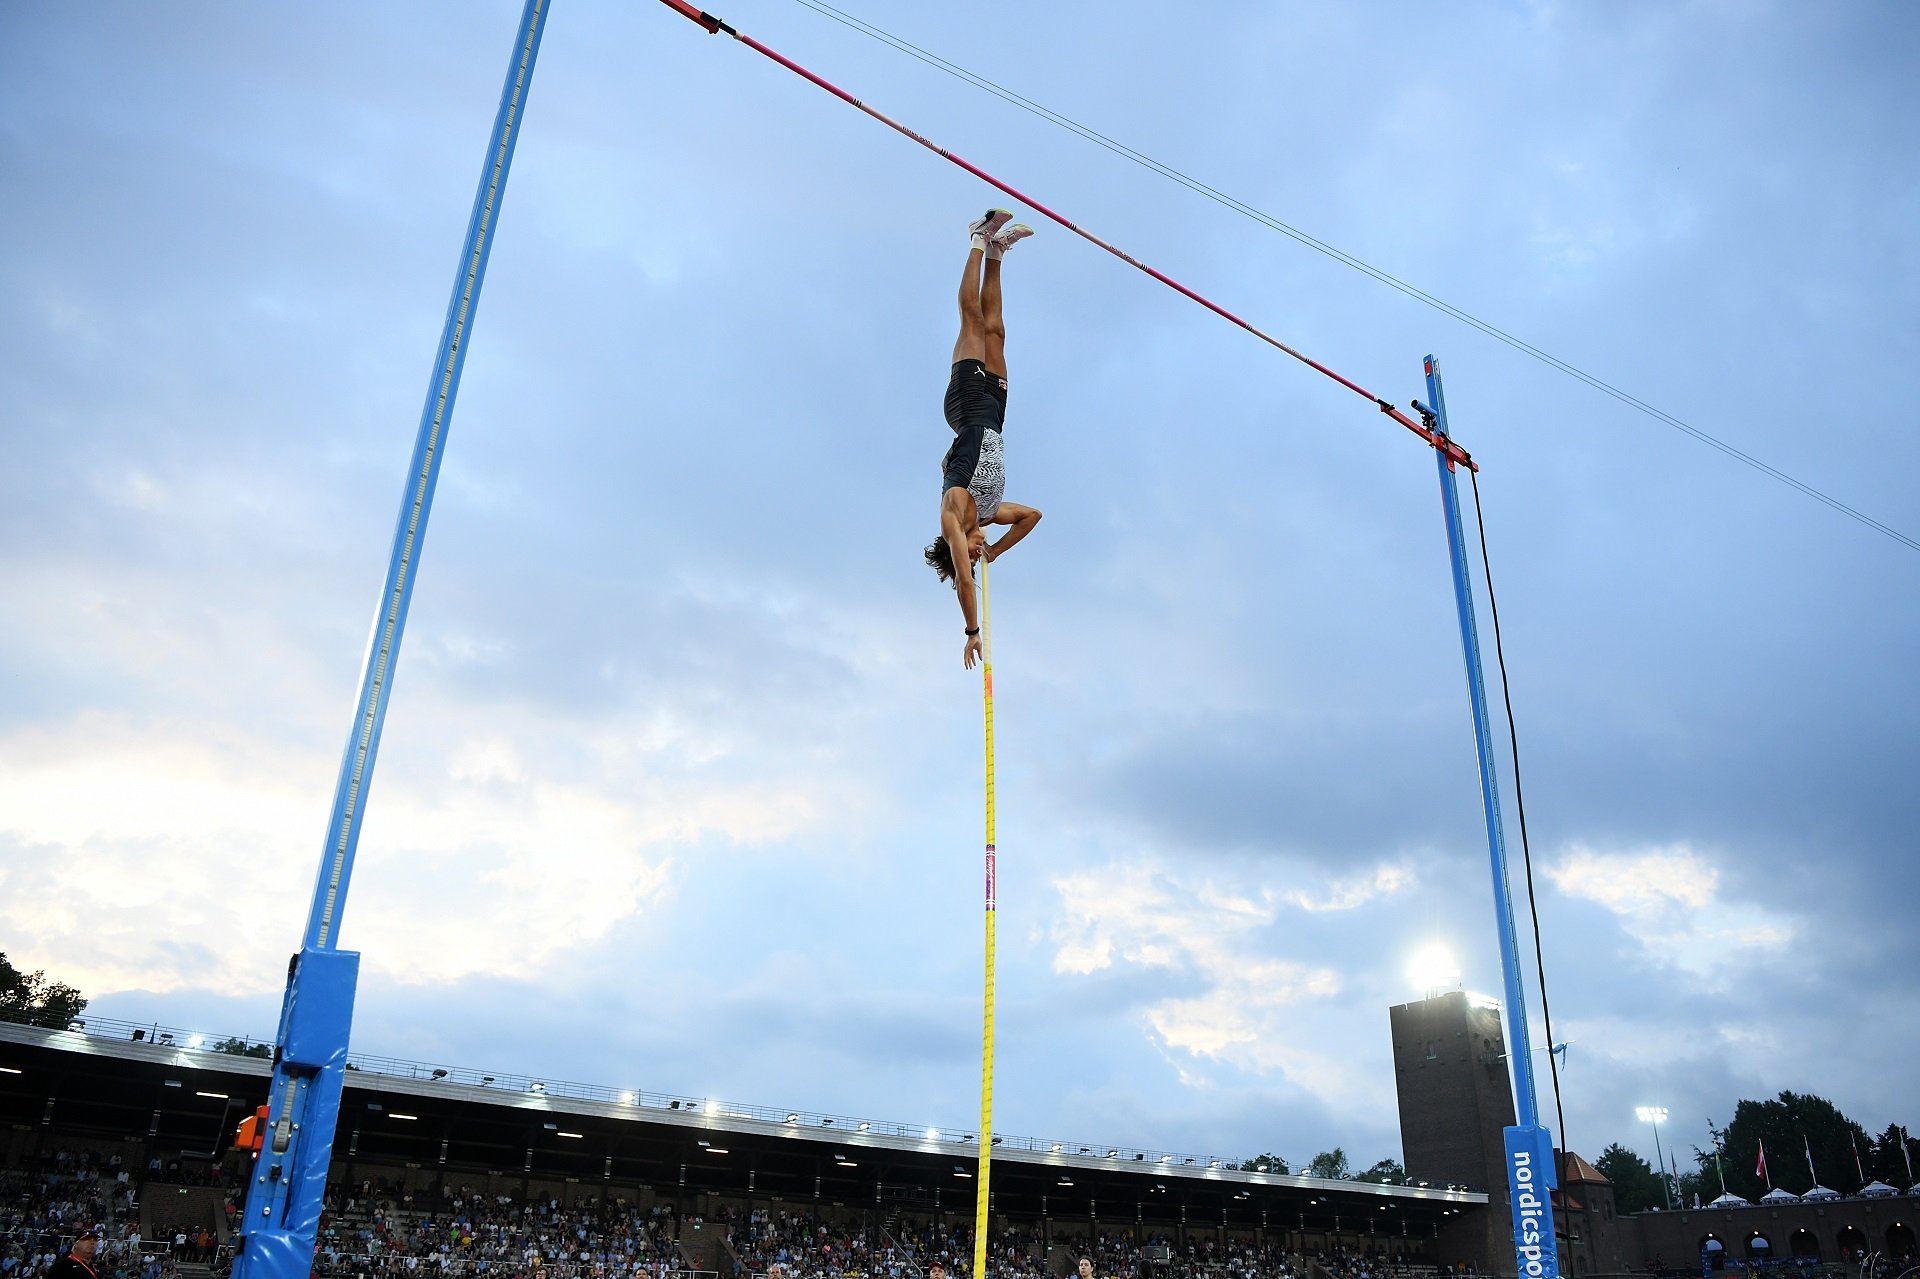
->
<box><xmin>677</xmin><ymin>1219</ymin><xmax>729</xmax><ymax>1274</ymax></box>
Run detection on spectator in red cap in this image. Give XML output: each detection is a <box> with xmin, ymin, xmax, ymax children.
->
<box><xmin>49</xmin><ymin>1226</ymin><xmax>100</xmax><ymax>1279</ymax></box>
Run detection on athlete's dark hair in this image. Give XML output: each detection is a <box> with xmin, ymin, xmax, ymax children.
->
<box><xmin>924</xmin><ymin>537</ymin><xmax>956</xmax><ymax>583</ymax></box>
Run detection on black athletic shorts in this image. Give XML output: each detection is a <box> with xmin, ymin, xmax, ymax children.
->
<box><xmin>940</xmin><ymin>358</ymin><xmax>1008</xmax><ymax>495</ymax></box>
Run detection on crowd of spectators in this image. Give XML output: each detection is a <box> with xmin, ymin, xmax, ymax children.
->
<box><xmin>310</xmin><ymin>1182</ymin><xmax>688</xmax><ymax>1279</ymax></box>
<box><xmin>0</xmin><ymin>1153</ymin><xmax>178</xmax><ymax>1279</ymax></box>
<box><xmin>2</xmin><ymin>1158</ymin><xmax>1442</xmax><ymax>1279</ymax></box>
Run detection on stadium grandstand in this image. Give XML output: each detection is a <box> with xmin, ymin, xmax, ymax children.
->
<box><xmin>3</xmin><ymin>1015</ymin><xmax>1476</xmax><ymax>1279</ymax></box>
<box><xmin>6</xmin><ymin>1014</ymin><xmax>1910</xmax><ymax>1279</ymax></box>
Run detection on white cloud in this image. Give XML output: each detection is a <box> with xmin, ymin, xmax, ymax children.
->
<box><xmin>1049</xmin><ymin>858</ymin><xmax>1403</xmax><ymax>1106</ymax></box>
<box><xmin>1546</xmin><ymin>843</ymin><xmax>1797</xmax><ymax>981</ymax></box>
<box><xmin>0</xmin><ymin>707</ymin><xmax>838</xmax><ymax>996</ymax></box>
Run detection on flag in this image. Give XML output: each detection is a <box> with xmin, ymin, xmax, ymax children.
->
<box><xmin>1904</xmin><ymin>1126</ymin><xmax>1914</xmax><ymax>1184</ymax></box>
<box><xmin>1756</xmin><ymin>1139</ymin><xmax>1770</xmax><ymax>1184</ymax></box>
<box><xmin>1805</xmin><ymin>1135</ymin><xmax>1819</xmax><ymax>1185</ymax></box>
<box><xmin>1852</xmin><ymin>1134</ymin><xmax>1865</xmax><ymax>1187</ymax></box>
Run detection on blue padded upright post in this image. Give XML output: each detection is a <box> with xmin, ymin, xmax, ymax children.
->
<box><xmin>1421</xmin><ymin>355</ymin><xmax>1561</xmax><ymax>1279</ymax></box>
<box><xmin>231</xmin><ymin>6</ymin><xmax>550</xmax><ymax>1278</ymax></box>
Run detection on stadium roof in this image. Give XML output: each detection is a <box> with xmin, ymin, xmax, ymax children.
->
<box><xmin>2</xmin><ymin>1018</ymin><xmax>1481</xmax><ymax>1235</ymax></box>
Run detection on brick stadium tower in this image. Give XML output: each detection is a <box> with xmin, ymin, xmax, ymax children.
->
<box><xmin>1390</xmin><ymin>990</ymin><xmax>1519</xmax><ymax>1274</ymax></box>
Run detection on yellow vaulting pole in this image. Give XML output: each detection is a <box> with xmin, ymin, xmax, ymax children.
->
<box><xmin>972</xmin><ymin>555</ymin><xmax>996</xmax><ymax>1279</ymax></box>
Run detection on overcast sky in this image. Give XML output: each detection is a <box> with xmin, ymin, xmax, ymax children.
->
<box><xmin>3</xmin><ymin>1</ymin><xmax>1916</xmax><ymax>1180</ymax></box>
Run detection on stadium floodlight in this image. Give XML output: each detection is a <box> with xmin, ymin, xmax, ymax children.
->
<box><xmin>1051</xmin><ymin>1143</ymin><xmax>1062</xmax><ymax>1153</ymax></box>
<box><xmin>1636</xmin><ymin>1106</ymin><xmax>1674</xmax><ymax>1209</ymax></box>
<box><xmin>431</xmin><ymin>1069</ymin><xmax>449</xmax><ymax>1080</ymax></box>
<box><xmin>1107</xmin><ymin>1150</ymin><xmax>1119</xmax><ymax>1159</ymax></box>
<box><xmin>187</xmin><ymin>1034</ymin><xmax>205</xmax><ymax>1049</ymax></box>
<box><xmin>620</xmin><ymin>1092</ymin><xmax>637</xmax><ymax>1105</ymax></box>
<box><xmin>528</xmin><ymin>1081</ymin><xmax>546</xmax><ymax>1095</ymax></box>
<box><xmin>925</xmin><ymin>1127</ymin><xmax>939</xmax><ymax>1140</ymax></box>
<box><xmin>785</xmin><ymin>1113</ymin><xmax>799</xmax><ymax>1123</ymax></box>
<box><xmin>858</xmin><ymin>1122</ymin><xmax>871</xmax><ymax>1132</ymax></box>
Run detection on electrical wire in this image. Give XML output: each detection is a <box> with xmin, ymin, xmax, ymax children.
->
<box><xmin>790</xmin><ymin>0</ymin><xmax>1918</xmax><ymax>555</ymax></box>
<box><xmin>1469</xmin><ymin>467</ymin><xmax>1574</xmax><ymax>1211</ymax></box>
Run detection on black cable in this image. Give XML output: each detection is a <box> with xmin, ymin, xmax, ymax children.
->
<box><xmin>790</xmin><ymin>0</ymin><xmax>1918</xmax><ymax>555</ymax></box>
<box><xmin>1469</xmin><ymin>466</ymin><xmax>1574</xmax><ymax>1204</ymax></box>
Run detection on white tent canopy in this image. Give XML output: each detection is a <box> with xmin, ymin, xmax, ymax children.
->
<box><xmin>1802</xmin><ymin>1185</ymin><xmax>1840</xmax><ymax>1200</ymax></box>
<box><xmin>1709</xmin><ymin>1192</ymin><xmax>1751</xmax><ymax>1207</ymax></box>
<box><xmin>1860</xmin><ymin>1181</ymin><xmax>1898</xmax><ymax>1198</ymax></box>
<box><xmin>1760</xmin><ymin>1187</ymin><xmax>1800</xmax><ymax>1203</ymax></box>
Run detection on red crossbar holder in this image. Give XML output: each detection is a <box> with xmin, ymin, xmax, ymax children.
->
<box><xmin>658</xmin><ymin>0</ymin><xmax>726</xmax><ymax>34</ymax></box>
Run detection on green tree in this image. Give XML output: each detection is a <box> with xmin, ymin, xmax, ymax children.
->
<box><xmin>212</xmin><ymin>1036</ymin><xmax>271</xmax><ymax>1059</ymax></box>
<box><xmin>1306</xmin><ymin>1148</ymin><xmax>1351</xmax><ymax>1180</ymax></box>
<box><xmin>1868</xmin><ymin>1124</ymin><xmax>1918</xmax><ymax>1188</ymax></box>
<box><xmin>1714</xmin><ymin>1093</ymin><xmax>1872</xmax><ymax>1198</ymax></box>
<box><xmin>0</xmin><ymin>953</ymin><xmax>87</xmax><ymax>1029</ymax></box>
<box><xmin>1594</xmin><ymin>1143</ymin><xmax>1667</xmax><ymax>1214</ymax></box>
<box><xmin>1355</xmin><ymin>1158</ymin><xmax>1405</xmax><ymax>1186</ymax></box>
<box><xmin>1237</xmin><ymin>1152</ymin><xmax>1291</xmax><ymax>1174</ymax></box>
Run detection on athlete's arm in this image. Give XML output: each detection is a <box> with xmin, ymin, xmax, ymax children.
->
<box><xmin>941</xmin><ymin>492</ymin><xmax>983</xmax><ymax>668</ymax></box>
<box><xmin>984</xmin><ymin>502</ymin><xmax>1042</xmax><ymax>562</ymax></box>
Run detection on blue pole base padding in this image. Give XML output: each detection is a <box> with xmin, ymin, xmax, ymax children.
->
<box><xmin>232</xmin><ymin>948</ymin><xmax>359</xmax><ymax>1279</ymax></box>
<box><xmin>1505</xmin><ymin>1125</ymin><xmax>1562</xmax><ymax>1279</ymax></box>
